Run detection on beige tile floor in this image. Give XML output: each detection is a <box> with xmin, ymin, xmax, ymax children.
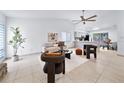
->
<box><xmin>1</xmin><ymin>48</ymin><xmax>124</xmax><ymax>83</ymax></box>
<box><xmin>57</xmin><ymin>49</ymin><xmax>124</xmax><ymax>83</ymax></box>
<box><xmin>0</xmin><ymin>49</ymin><xmax>88</xmax><ymax>83</ymax></box>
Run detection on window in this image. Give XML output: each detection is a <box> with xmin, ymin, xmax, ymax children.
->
<box><xmin>61</xmin><ymin>32</ymin><xmax>66</xmax><ymax>41</ymax></box>
<box><xmin>0</xmin><ymin>24</ymin><xmax>5</xmax><ymax>60</ymax></box>
<box><xmin>61</xmin><ymin>32</ymin><xmax>71</xmax><ymax>42</ymax></box>
<box><xmin>66</xmin><ymin>32</ymin><xmax>71</xmax><ymax>42</ymax></box>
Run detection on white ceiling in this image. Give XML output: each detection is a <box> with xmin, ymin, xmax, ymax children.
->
<box><xmin>0</xmin><ymin>10</ymin><xmax>110</xmax><ymax>19</ymax></box>
<box><xmin>0</xmin><ymin>10</ymin><xmax>118</xmax><ymax>31</ymax></box>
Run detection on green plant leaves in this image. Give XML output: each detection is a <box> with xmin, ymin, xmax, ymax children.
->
<box><xmin>9</xmin><ymin>27</ymin><xmax>26</xmax><ymax>55</ymax></box>
<box><xmin>9</xmin><ymin>40</ymin><xmax>12</xmax><ymax>43</ymax></box>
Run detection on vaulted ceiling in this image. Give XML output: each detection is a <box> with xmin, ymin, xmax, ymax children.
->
<box><xmin>0</xmin><ymin>10</ymin><xmax>118</xmax><ymax>31</ymax></box>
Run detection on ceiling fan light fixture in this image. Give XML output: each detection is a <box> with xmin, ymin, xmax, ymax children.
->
<box><xmin>72</xmin><ymin>10</ymin><xmax>97</xmax><ymax>25</ymax></box>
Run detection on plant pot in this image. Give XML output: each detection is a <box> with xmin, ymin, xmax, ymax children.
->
<box><xmin>12</xmin><ymin>55</ymin><xmax>19</xmax><ymax>62</ymax></box>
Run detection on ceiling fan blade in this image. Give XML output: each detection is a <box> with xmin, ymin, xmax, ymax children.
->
<box><xmin>80</xmin><ymin>16</ymin><xmax>85</xmax><ymax>20</ymax></box>
<box><xmin>87</xmin><ymin>19</ymin><xmax>96</xmax><ymax>21</ymax></box>
<box><xmin>72</xmin><ymin>20</ymin><xmax>81</xmax><ymax>22</ymax></box>
<box><xmin>72</xmin><ymin>20</ymin><xmax>82</xmax><ymax>24</ymax></box>
<box><xmin>75</xmin><ymin>20</ymin><xmax>82</xmax><ymax>24</ymax></box>
<box><xmin>86</xmin><ymin>15</ymin><xmax>97</xmax><ymax>20</ymax></box>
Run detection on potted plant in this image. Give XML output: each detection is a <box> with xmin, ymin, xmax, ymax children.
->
<box><xmin>9</xmin><ymin>27</ymin><xmax>26</xmax><ymax>62</ymax></box>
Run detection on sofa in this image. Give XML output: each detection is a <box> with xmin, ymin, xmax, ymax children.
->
<box><xmin>42</xmin><ymin>42</ymin><xmax>69</xmax><ymax>53</ymax></box>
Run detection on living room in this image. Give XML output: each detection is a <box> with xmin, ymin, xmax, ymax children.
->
<box><xmin>0</xmin><ymin>10</ymin><xmax>124</xmax><ymax>83</ymax></box>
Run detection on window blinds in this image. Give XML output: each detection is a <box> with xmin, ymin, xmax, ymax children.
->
<box><xmin>0</xmin><ymin>24</ymin><xmax>5</xmax><ymax>59</ymax></box>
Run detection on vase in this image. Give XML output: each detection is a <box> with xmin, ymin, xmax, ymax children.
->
<box><xmin>12</xmin><ymin>55</ymin><xmax>19</xmax><ymax>62</ymax></box>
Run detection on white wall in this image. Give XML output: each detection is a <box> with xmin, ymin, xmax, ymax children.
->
<box><xmin>0</xmin><ymin>13</ymin><xmax>6</xmax><ymax>24</ymax></box>
<box><xmin>6</xmin><ymin>17</ymin><xmax>74</xmax><ymax>57</ymax></box>
<box><xmin>6</xmin><ymin>10</ymin><xmax>124</xmax><ymax>57</ymax></box>
<box><xmin>116</xmin><ymin>11</ymin><xmax>124</xmax><ymax>56</ymax></box>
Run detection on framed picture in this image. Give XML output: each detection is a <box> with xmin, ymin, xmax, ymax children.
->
<box><xmin>48</xmin><ymin>32</ymin><xmax>58</xmax><ymax>42</ymax></box>
<box><xmin>93</xmin><ymin>32</ymin><xmax>108</xmax><ymax>42</ymax></box>
<box><xmin>93</xmin><ymin>33</ymin><xmax>101</xmax><ymax>42</ymax></box>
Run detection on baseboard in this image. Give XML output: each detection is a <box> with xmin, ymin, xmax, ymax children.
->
<box><xmin>20</xmin><ymin>52</ymin><xmax>41</xmax><ymax>57</ymax></box>
<box><xmin>117</xmin><ymin>54</ymin><xmax>124</xmax><ymax>57</ymax></box>
<box><xmin>6</xmin><ymin>52</ymin><xmax>42</xmax><ymax>59</ymax></box>
<box><xmin>117</xmin><ymin>51</ymin><xmax>124</xmax><ymax>57</ymax></box>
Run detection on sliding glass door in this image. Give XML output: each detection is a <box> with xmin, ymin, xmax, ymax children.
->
<box><xmin>0</xmin><ymin>24</ymin><xmax>5</xmax><ymax>60</ymax></box>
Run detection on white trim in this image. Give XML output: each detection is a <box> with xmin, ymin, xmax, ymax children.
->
<box><xmin>117</xmin><ymin>51</ymin><xmax>124</xmax><ymax>56</ymax></box>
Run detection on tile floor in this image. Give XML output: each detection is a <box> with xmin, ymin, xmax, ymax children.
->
<box><xmin>57</xmin><ymin>49</ymin><xmax>124</xmax><ymax>83</ymax></box>
<box><xmin>1</xmin><ymin>48</ymin><xmax>124</xmax><ymax>83</ymax></box>
<box><xmin>0</xmin><ymin>49</ymin><xmax>88</xmax><ymax>83</ymax></box>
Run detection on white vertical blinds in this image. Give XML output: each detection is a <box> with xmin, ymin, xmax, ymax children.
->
<box><xmin>0</xmin><ymin>24</ymin><xmax>5</xmax><ymax>59</ymax></box>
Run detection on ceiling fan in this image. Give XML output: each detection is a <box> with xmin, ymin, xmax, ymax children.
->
<box><xmin>72</xmin><ymin>10</ymin><xmax>97</xmax><ymax>24</ymax></box>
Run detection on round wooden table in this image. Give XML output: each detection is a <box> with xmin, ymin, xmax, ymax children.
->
<box><xmin>41</xmin><ymin>53</ymin><xmax>65</xmax><ymax>83</ymax></box>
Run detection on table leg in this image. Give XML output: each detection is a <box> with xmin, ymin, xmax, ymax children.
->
<box><xmin>47</xmin><ymin>62</ymin><xmax>55</xmax><ymax>83</ymax></box>
<box><xmin>86</xmin><ymin>47</ymin><xmax>90</xmax><ymax>59</ymax></box>
<box><xmin>65</xmin><ymin>54</ymin><xmax>71</xmax><ymax>59</ymax></box>
<box><xmin>63</xmin><ymin>60</ymin><xmax>65</xmax><ymax>74</ymax></box>
<box><xmin>94</xmin><ymin>53</ymin><xmax>96</xmax><ymax>58</ymax></box>
<box><xmin>94</xmin><ymin>48</ymin><xmax>97</xmax><ymax>58</ymax></box>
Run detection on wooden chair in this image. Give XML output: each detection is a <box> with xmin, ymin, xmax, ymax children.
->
<box><xmin>84</xmin><ymin>45</ymin><xmax>97</xmax><ymax>59</ymax></box>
